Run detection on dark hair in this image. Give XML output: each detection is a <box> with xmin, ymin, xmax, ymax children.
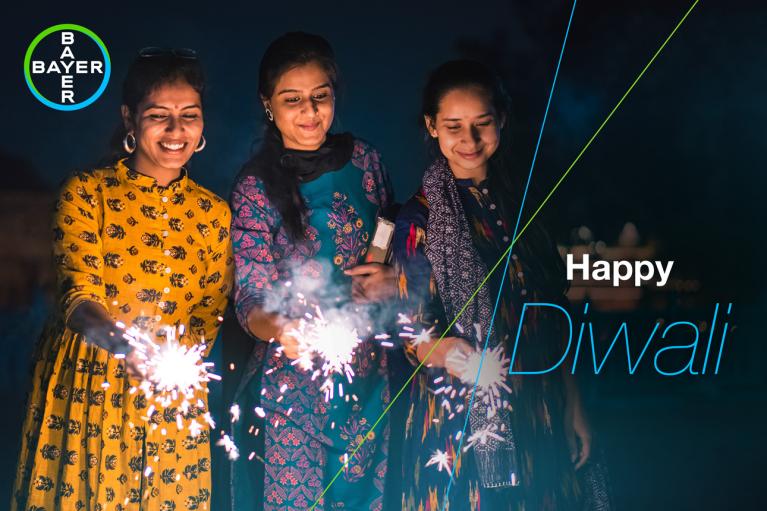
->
<box><xmin>101</xmin><ymin>52</ymin><xmax>205</xmax><ymax>165</ymax></box>
<box><xmin>240</xmin><ymin>32</ymin><xmax>340</xmax><ymax>241</ymax></box>
<box><xmin>422</xmin><ymin>59</ymin><xmax>567</xmax><ymax>300</ymax></box>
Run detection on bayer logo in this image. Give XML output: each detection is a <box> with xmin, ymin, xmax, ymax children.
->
<box><xmin>24</xmin><ymin>24</ymin><xmax>111</xmax><ymax>111</ymax></box>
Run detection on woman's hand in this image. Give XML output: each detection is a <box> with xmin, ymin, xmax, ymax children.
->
<box><xmin>415</xmin><ymin>336</ymin><xmax>474</xmax><ymax>378</ymax></box>
<box><xmin>275</xmin><ymin>318</ymin><xmax>303</xmax><ymax>360</ymax></box>
<box><xmin>245</xmin><ymin>307</ymin><xmax>303</xmax><ymax>359</ymax></box>
<box><xmin>68</xmin><ymin>301</ymin><xmax>145</xmax><ymax>380</ymax></box>
<box><xmin>344</xmin><ymin>263</ymin><xmax>397</xmax><ymax>303</ymax></box>
<box><xmin>564</xmin><ymin>392</ymin><xmax>592</xmax><ymax>470</ymax></box>
<box><xmin>121</xmin><ymin>350</ymin><xmax>145</xmax><ymax>381</ymax></box>
<box><xmin>68</xmin><ymin>301</ymin><xmax>131</xmax><ymax>353</ymax></box>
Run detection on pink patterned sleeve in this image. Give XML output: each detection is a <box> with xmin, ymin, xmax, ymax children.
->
<box><xmin>352</xmin><ymin>139</ymin><xmax>394</xmax><ymax>209</ymax></box>
<box><xmin>230</xmin><ymin>175</ymin><xmax>280</xmax><ymax>335</ymax></box>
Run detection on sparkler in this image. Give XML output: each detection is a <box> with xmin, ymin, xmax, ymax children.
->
<box><xmin>118</xmin><ymin>322</ymin><xmax>245</xmax><ymax>489</ymax></box>
<box><xmin>450</xmin><ymin>345</ymin><xmax>512</xmax><ymax>412</ymax></box>
<box><xmin>283</xmin><ymin>305</ymin><xmax>362</xmax><ymax>401</ymax></box>
<box><xmin>122</xmin><ymin>324</ymin><xmax>219</xmax><ymax>436</ymax></box>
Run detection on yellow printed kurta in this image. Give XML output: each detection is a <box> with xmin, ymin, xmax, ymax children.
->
<box><xmin>12</xmin><ymin>159</ymin><xmax>233</xmax><ymax>511</ymax></box>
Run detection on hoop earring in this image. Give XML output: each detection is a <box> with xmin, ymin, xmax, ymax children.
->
<box><xmin>195</xmin><ymin>135</ymin><xmax>206</xmax><ymax>153</ymax></box>
<box><xmin>123</xmin><ymin>132</ymin><xmax>136</xmax><ymax>154</ymax></box>
<box><xmin>265</xmin><ymin>108</ymin><xmax>274</xmax><ymax>122</ymax></box>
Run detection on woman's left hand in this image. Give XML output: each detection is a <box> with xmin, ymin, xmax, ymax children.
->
<box><xmin>564</xmin><ymin>397</ymin><xmax>592</xmax><ymax>470</ymax></box>
<box><xmin>344</xmin><ymin>263</ymin><xmax>397</xmax><ymax>303</ymax></box>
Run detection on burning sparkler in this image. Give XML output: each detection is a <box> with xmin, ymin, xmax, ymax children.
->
<box><xmin>450</xmin><ymin>345</ymin><xmax>512</xmax><ymax>412</ymax></box>
<box><xmin>122</xmin><ymin>324</ymin><xmax>219</xmax><ymax>436</ymax></box>
<box><xmin>282</xmin><ymin>305</ymin><xmax>362</xmax><ymax>401</ymax></box>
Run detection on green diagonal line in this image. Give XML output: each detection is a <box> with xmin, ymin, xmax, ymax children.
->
<box><xmin>515</xmin><ymin>0</ymin><xmax>700</xmax><ymax>244</ymax></box>
<box><xmin>309</xmin><ymin>1</ymin><xmax>699</xmax><ymax>507</ymax></box>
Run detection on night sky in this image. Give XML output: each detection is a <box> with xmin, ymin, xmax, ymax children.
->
<box><xmin>3</xmin><ymin>1</ymin><xmax>765</xmax><ymax>296</ymax></box>
<box><xmin>2</xmin><ymin>0</ymin><xmax>766</xmax><ymax>508</ymax></box>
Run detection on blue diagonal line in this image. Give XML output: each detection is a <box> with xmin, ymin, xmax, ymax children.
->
<box><xmin>441</xmin><ymin>0</ymin><xmax>578</xmax><ymax>506</ymax></box>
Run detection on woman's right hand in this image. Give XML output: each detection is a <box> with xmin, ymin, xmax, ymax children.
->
<box><xmin>68</xmin><ymin>301</ymin><xmax>130</xmax><ymax>353</ymax></box>
<box><xmin>275</xmin><ymin>318</ymin><xmax>303</xmax><ymax>359</ymax></box>
<box><xmin>67</xmin><ymin>301</ymin><xmax>144</xmax><ymax>379</ymax></box>
<box><xmin>415</xmin><ymin>336</ymin><xmax>474</xmax><ymax>378</ymax></box>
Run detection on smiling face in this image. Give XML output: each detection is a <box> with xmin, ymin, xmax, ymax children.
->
<box><xmin>425</xmin><ymin>86</ymin><xmax>503</xmax><ymax>181</ymax></box>
<box><xmin>122</xmin><ymin>80</ymin><xmax>203</xmax><ymax>178</ymax></box>
<box><xmin>263</xmin><ymin>61</ymin><xmax>334</xmax><ymax>151</ymax></box>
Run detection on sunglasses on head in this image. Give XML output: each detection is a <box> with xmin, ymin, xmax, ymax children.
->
<box><xmin>138</xmin><ymin>47</ymin><xmax>198</xmax><ymax>59</ymax></box>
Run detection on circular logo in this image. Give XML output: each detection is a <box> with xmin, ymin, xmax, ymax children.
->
<box><xmin>24</xmin><ymin>24</ymin><xmax>111</xmax><ymax>111</ymax></box>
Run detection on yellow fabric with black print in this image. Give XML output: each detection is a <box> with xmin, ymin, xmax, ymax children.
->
<box><xmin>12</xmin><ymin>159</ymin><xmax>232</xmax><ymax>511</ymax></box>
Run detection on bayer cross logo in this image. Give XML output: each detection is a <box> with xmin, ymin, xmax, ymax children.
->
<box><xmin>23</xmin><ymin>24</ymin><xmax>111</xmax><ymax>111</ymax></box>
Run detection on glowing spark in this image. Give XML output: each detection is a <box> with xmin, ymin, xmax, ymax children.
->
<box><xmin>412</xmin><ymin>327</ymin><xmax>435</xmax><ymax>347</ymax></box>
<box><xmin>425</xmin><ymin>449</ymin><xmax>452</xmax><ymax>472</ymax></box>
<box><xmin>188</xmin><ymin>420</ymin><xmax>202</xmax><ymax>437</ymax></box>
<box><xmin>229</xmin><ymin>404</ymin><xmax>241</xmax><ymax>423</ymax></box>
<box><xmin>463</xmin><ymin>424</ymin><xmax>506</xmax><ymax>452</ymax></box>
<box><xmin>216</xmin><ymin>433</ymin><xmax>240</xmax><ymax>460</ymax></box>
<box><xmin>400</xmin><ymin>326</ymin><xmax>435</xmax><ymax>348</ymax></box>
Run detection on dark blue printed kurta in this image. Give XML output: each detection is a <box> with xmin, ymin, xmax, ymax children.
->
<box><xmin>393</xmin><ymin>178</ymin><xmax>581</xmax><ymax>511</ymax></box>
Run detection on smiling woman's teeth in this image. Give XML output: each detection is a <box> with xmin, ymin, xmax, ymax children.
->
<box><xmin>160</xmin><ymin>142</ymin><xmax>185</xmax><ymax>150</ymax></box>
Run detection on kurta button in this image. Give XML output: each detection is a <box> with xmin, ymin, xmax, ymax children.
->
<box><xmin>164</xmin><ymin>249</ymin><xmax>171</xmax><ymax>256</ymax></box>
<box><xmin>165</xmin><ymin>267</ymin><xmax>171</xmax><ymax>274</ymax></box>
<box><xmin>158</xmin><ymin>301</ymin><xmax>165</xmax><ymax>308</ymax></box>
<box><xmin>162</xmin><ymin>231</ymin><xmax>169</xmax><ymax>237</ymax></box>
<box><xmin>496</xmin><ymin>220</ymin><xmax>503</xmax><ymax>226</ymax></box>
<box><xmin>163</xmin><ymin>287</ymin><xmax>170</xmax><ymax>293</ymax></box>
<box><xmin>482</xmin><ymin>188</ymin><xmax>489</xmax><ymax>194</ymax></box>
<box><xmin>162</xmin><ymin>196</ymin><xmax>169</xmax><ymax>203</ymax></box>
<box><xmin>503</xmin><ymin>236</ymin><xmax>509</xmax><ymax>242</ymax></box>
<box><xmin>489</xmin><ymin>204</ymin><xmax>496</xmax><ymax>210</ymax></box>
<box><xmin>155</xmin><ymin>315</ymin><xmax>162</xmax><ymax>321</ymax></box>
<box><xmin>162</xmin><ymin>213</ymin><xmax>169</xmax><ymax>219</ymax></box>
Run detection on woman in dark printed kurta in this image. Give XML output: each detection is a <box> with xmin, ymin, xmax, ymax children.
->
<box><xmin>393</xmin><ymin>60</ymin><xmax>594</xmax><ymax>511</ymax></box>
<box><xmin>229</xmin><ymin>32</ymin><xmax>396</xmax><ymax>511</ymax></box>
<box><xmin>394</xmin><ymin>183</ymin><xmax>580</xmax><ymax>511</ymax></box>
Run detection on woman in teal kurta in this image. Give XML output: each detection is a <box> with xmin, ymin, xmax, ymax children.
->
<box><xmin>229</xmin><ymin>32</ymin><xmax>396</xmax><ymax>511</ymax></box>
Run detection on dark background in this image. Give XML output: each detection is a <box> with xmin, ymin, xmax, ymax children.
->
<box><xmin>1</xmin><ymin>0</ymin><xmax>765</xmax><ymax>509</ymax></box>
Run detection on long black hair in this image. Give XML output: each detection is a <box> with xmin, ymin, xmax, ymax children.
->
<box><xmin>239</xmin><ymin>32</ymin><xmax>340</xmax><ymax>241</ymax></box>
<box><xmin>421</xmin><ymin>59</ymin><xmax>567</xmax><ymax>300</ymax></box>
<box><xmin>101</xmin><ymin>51</ymin><xmax>205</xmax><ymax>166</ymax></box>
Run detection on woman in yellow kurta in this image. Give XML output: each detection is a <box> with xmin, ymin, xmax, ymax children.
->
<box><xmin>12</xmin><ymin>49</ymin><xmax>232</xmax><ymax>511</ymax></box>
